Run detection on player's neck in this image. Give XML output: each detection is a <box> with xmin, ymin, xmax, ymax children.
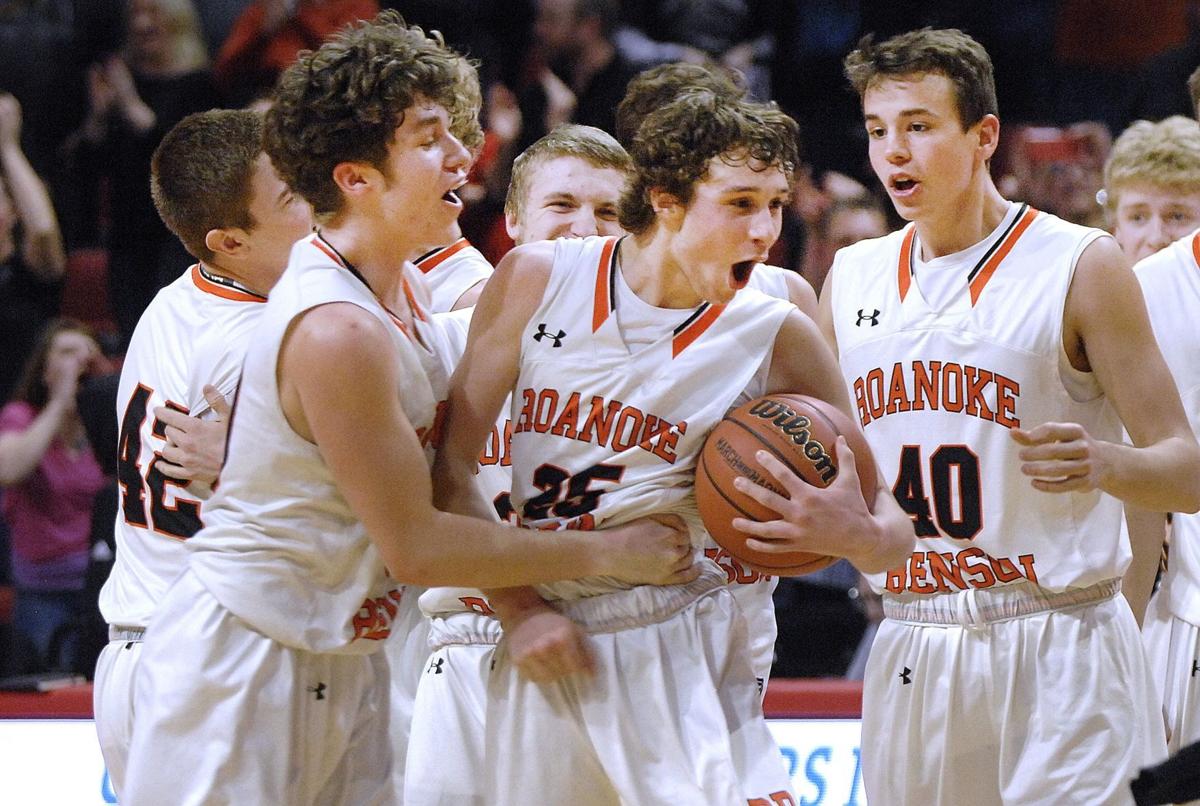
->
<box><xmin>317</xmin><ymin>219</ymin><xmax>406</xmax><ymax>303</ymax></box>
<box><xmin>619</xmin><ymin>229</ymin><xmax>704</xmax><ymax>310</ymax></box>
<box><xmin>914</xmin><ymin>181</ymin><xmax>1009</xmax><ymax>260</ymax></box>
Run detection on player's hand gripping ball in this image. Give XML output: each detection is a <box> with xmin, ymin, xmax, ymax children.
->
<box><xmin>696</xmin><ymin>394</ymin><xmax>878</xmax><ymax>575</ymax></box>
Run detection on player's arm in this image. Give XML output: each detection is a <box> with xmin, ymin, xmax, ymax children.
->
<box><xmin>730</xmin><ymin>310</ymin><xmax>915</xmax><ymax>574</ymax></box>
<box><xmin>782</xmin><ymin>268</ymin><xmax>818</xmax><ymax>318</ymax></box>
<box><xmin>1015</xmin><ymin>236</ymin><xmax>1200</xmax><ymax>512</ymax></box>
<box><xmin>281</xmin><ymin>295</ymin><xmax>693</xmax><ymax>590</ymax></box>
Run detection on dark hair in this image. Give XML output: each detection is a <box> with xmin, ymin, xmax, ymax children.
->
<box><xmin>264</xmin><ymin>11</ymin><xmax>466</xmax><ymax>217</ymax></box>
<box><xmin>1189</xmin><ymin>64</ymin><xmax>1200</xmax><ymax>120</ymax></box>
<box><xmin>615</xmin><ymin>61</ymin><xmax>745</xmax><ymax>148</ymax></box>
<box><xmin>10</xmin><ymin>318</ymin><xmax>94</xmax><ymax>409</ymax></box>
<box><xmin>151</xmin><ymin>109</ymin><xmax>262</xmax><ymax>262</ymax></box>
<box><xmin>618</xmin><ymin>90</ymin><xmax>800</xmax><ymax>235</ymax></box>
<box><xmin>843</xmin><ymin>28</ymin><xmax>998</xmax><ymax>130</ymax></box>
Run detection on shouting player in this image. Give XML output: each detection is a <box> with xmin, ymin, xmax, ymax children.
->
<box><xmin>434</xmin><ymin>88</ymin><xmax>913</xmax><ymax>805</ymax></box>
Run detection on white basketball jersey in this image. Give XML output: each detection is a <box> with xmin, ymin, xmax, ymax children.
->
<box><xmin>746</xmin><ymin>263</ymin><xmax>791</xmax><ymax>300</ymax></box>
<box><xmin>100</xmin><ymin>266</ymin><xmax>267</xmax><ymax>629</ymax></box>
<box><xmin>508</xmin><ymin>235</ymin><xmax>792</xmax><ymax>601</ymax></box>
<box><xmin>187</xmin><ymin>234</ymin><xmax>444</xmax><ymax>654</ymax></box>
<box><xmin>831</xmin><ymin>202</ymin><xmax>1127</xmax><ymax>595</ymax></box>
<box><xmin>414</xmin><ymin>238</ymin><xmax>493</xmax><ymax>313</ymax></box>
<box><xmin>1135</xmin><ymin>231</ymin><xmax>1200</xmax><ymax>625</ymax></box>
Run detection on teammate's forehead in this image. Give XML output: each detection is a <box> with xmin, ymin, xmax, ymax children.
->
<box><xmin>528</xmin><ymin>156</ymin><xmax>623</xmax><ymax>196</ymax></box>
<box><xmin>862</xmin><ymin>72</ymin><xmax>957</xmax><ymax>117</ymax></box>
<box><xmin>702</xmin><ymin>157</ymin><xmax>789</xmax><ymax>194</ymax></box>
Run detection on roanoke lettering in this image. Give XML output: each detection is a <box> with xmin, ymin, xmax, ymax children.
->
<box><xmin>853</xmin><ymin>361</ymin><xmax>1020</xmax><ymax>430</ymax></box>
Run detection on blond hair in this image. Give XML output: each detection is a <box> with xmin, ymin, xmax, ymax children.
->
<box><xmin>504</xmin><ymin>124</ymin><xmax>631</xmax><ymax>223</ymax></box>
<box><xmin>1103</xmin><ymin>116</ymin><xmax>1200</xmax><ymax>217</ymax></box>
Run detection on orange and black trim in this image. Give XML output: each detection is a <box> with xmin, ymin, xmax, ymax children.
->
<box><xmin>191</xmin><ymin>265</ymin><xmax>267</xmax><ymax>303</ymax></box>
<box><xmin>415</xmin><ymin>238</ymin><xmax>471</xmax><ymax>274</ymax></box>
<box><xmin>311</xmin><ymin>233</ymin><xmax>348</xmax><ymax>268</ymax></box>
<box><xmin>591</xmin><ymin>237</ymin><xmax>619</xmax><ymax>332</ymax></box>
<box><xmin>967</xmin><ymin>203</ymin><xmax>1037</xmax><ymax>304</ymax></box>
<box><xmin>896</xmin><ymin>205</ymin><xmax>1038</xmax><ymax>306</ymax></box>
<box><xmin>671</xmin><ymin>302</ymin><xmax>726</xmax><ymax>358</ymax></box>
<box><xmin>402</xmin><ymin>277</ymin><xmax>428</xmax><ymax>322</ymax></box>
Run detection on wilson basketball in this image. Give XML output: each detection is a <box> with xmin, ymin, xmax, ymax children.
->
<box><xmin>695</xmin><ymin>394</ymin><xmax>878</xmax><ymax>576</ymax></box>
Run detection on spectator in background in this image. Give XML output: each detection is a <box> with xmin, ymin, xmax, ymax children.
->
<box><xmin>0</xmin><ymin>92</ymin><xmax>66</xmax><ymax>404</ymax></box>
<box><xmin>69</xmin><ymin>0</ymin><xmax>217</xmax><ymax>349</ymax></box>
<box><xmin>997</xmin><ymin>122</ymin><xmax>1111</xmax><ymax>229</ymax></box>
<box><xmin>213</xmin><ymin>0</ymin><xmax>379</xmax><ymax>108</ymax></box>
<box><xmin>529</xmin><ymin>0</ymin><xmax>639</xmax><ymax>137</ymax></box>
<box><xmin>0</xmin><ymin>319</ymin><xmax>105</xmax><ymax>673</ymax></box>
<box><xmin>798</xmin><ymin>191</ymin><xmax>889</xmax><ymax>293</ymax></box>
<box><xmin>1101</xmin><ymin>116</ymin><xmax>1200</xmax><ymax>264</ymax></box>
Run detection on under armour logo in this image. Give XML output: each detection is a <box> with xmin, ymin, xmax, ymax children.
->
<box><xmin>856</xmin><ymin>308</ymin><xmax>881</xmax><ymax>327</ymax></box>
<box><xmin>899</xmin><ymin>666</ymin><xmax>912</xmax><ymax>685</ymax></box>
<box><xmin>426</xmin><ymin>657</ymin><xmax>445</xmax><ymax>675</ymax></box>
<box><xmin>308</xmin><ymin>682</ymin><xmax>327</xmax><ymax>700</ymax></box>
<box><xmin>1192</xmin><ymin>659</ymin><xmax>1199</xmax><ymax>678</ymax></box>
<box><xmin>534</xmin><ymin>323</ymin><xmax>566</xmax><ymax>347</ymax></box>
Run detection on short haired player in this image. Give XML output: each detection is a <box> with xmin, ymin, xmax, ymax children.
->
<box><xmin>93</xmin><ymin>108</ymin><xmax>313</xmax><ymax>797</ymax></box>
<box><xmin>121</xmin><ymin>15</ymin><xmax>693</xmax><ymax>805</ymax></box>
<box><xmin>405</xmin><ymin>122</ymin><xmax>631</xmax><ymax>805</ymax></box>
<box><xmin>434</xmin><ymin>88</ymin><xmax>914</xmax><ymax>805</ymax></box>
<box><xmin>1102</xmin><ymin>115</ymin><xmax>1200</xmax><ymax>265</ymax></box>
<box><xmin>736</xmin><ymin>28</ymin><xmax>1200</xmax><ymax>805</ymax></box>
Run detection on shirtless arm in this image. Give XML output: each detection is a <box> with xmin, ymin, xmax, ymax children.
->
<box><xmin>279</xmin><ymin>269</ymin><xmax>692</xmax><ymax>590</ymax></box>
<box><xmin>783</xmin><ymin>267</ymin><xmax>818</xmax><ymax>318</ymax></box>
<box><xmin>730</xmin><ymin>305</ymin><xmax>915</xmax><ymax>574</ymax></box>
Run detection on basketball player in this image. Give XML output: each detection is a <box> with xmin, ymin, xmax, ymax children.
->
<box><xmin>738</xmin><ymin>28</ymin><xmax>1199</xmax><ymax>805</ymax></box>
<box><xmin>121</xmin><ymin>15</ymin><xmax>693</xmax><ymax>805</ymax></box>
<box><xmin>434</xmin><ymin>89</ymin><xmax>914</xmax><ymax>805</ymax></box>
<box><xmin>613</xmin><ymin>58</ymin><xmax>819</xmax><ymax>692</ymax></box>
<box><xmin>1102</xmin><ymin>116</ymin><xmax>1200</xmax><ymax>265</ymax></box>
<box><xmin>92</xmin><ymin>108</ymin><xmax>313</xmax><ymax>797</ymax></box>
<box><xmin>405</xmin><ymin>122</ymin><xmax>631</xmax><ymax>805</ymax></box>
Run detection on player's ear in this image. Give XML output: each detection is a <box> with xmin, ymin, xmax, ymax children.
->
<box><xmin>331</xmin><ymin>161</ymin><xmax>375</xmax><ymax>200</ymax></box>
<box><xmin>976</xmin><ymin>114</ymin><xmax>1000</xmax><ymax>161</ymax></box>
<box><xmin>504</xmin><ymin>210</ymin><xmax>522</xmax><ymax>242</ymax></box>
<box><xmin>204</xmin><ymin>227</ymin><xmax>246</xmax><ymax>258</ymax></box>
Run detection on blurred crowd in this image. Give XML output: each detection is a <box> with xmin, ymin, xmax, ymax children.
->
<box><xmin>1</xmin><ymin>0</ymin><xmax>1198</xmax><ymax>681</ymax></box>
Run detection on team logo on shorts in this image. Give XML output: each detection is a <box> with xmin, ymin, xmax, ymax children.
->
<box><xmin>898</xmin><ymin>666</ymin><xmax>912</xmax><ymax>685</ymax></box>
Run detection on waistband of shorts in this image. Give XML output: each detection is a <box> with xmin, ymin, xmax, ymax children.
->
<box><xmin>427</xmin><ymin>611</ymin><xmax>503</xmax><ymax>649</ymax></box>
<box><xmin>550</xmin><ymin>562</ymin><xmax>727</xmax><ymax>633</ymax></box>
<box><xmin>882</xmin><ymin>578</ymin><xmax>1121</xmax><ymax>628</ymax></box>
<box><xmin>108</xmin><ymin>625</ymin><xmax>146</xmax><ymax>642</ymax></box>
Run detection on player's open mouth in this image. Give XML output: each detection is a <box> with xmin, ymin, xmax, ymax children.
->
<box><xmin>442</xmin><ymin>189</ymin><xmax>461</xmax><ymax>206</ymax></box>
<box><xmin>729</xmin><ymin>260</ymin><xmax>754</xmax><ymax>290</ymax></box>
<box><xmin>890</xmin><ymin>176</ymin><xmax>919</xmax><ymax>196</ymax></box>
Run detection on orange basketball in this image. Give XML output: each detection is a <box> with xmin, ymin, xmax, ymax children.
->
<box><xmin>695</xmin><ymin>394</ymin><xmax>878</xmax><ymax>576</ymax></box>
